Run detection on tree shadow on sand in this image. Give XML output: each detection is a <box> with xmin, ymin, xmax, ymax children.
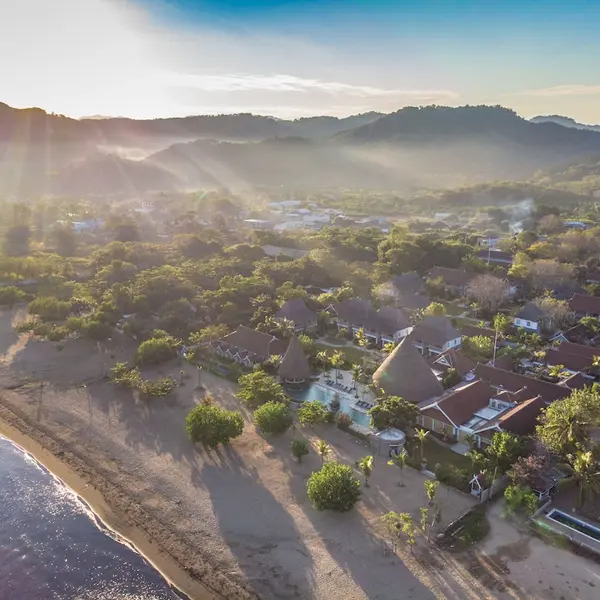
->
<box><xmin>194</xmin><ymin>445</ymin><xmax>316</xmax><ymax>600</ymax></box>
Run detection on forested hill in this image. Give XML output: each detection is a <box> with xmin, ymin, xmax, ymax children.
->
<box><xmin>3</xmin><ymin>102</ymin><xmax>600</xmax><ymax>195</ymax></box>
<box><xmin>0</xmin><ymin>102</ymin><xmax>382</xmax><ymax>145</ymax></box>
<box><xmin>531</xmin><ymin>115</ymin><xmax>600</xmax><ymax>133</ymax></box>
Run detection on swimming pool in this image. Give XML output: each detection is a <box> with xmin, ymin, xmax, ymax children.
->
<box><xmin>547</xmin><ymin>509</ymin><xmax>600</xmax><ymax>542</ymax></box>
<box><xmin>290</xmin><ymin>383</ymin><xmax>372</xmax><ymax>428</ymax></box>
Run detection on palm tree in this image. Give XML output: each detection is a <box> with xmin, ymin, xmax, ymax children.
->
<box><xmin>355</xmin><ymin>327</ymin><xmax>369</xmax><ymax>350</ymax></box>
<box><xmin>382</xmin><ymin>342</ymin><xmax>396</xmax><ymax>355</ymax></box>
<box><xmin>424</xmin><ymin>479</ymin><xmax>439</xmax><ymax>506</ymax></box>
<box><xmin>545</xmin><ymin>412</ymin><xmax>591</xmax><ymax>453</ymax></box>
<box><xmin>358</xmin><ymin>455</ymin><xmax>374</xmax><ymax>487</ymax></box>
<box><xmin>563</xmin><ymin>450</ymin><xmax>600</xmax><ymax>507</ymax></box>
<box><xmin>258</xmin><ymin>316</ymin><xmax>278</xmax><ymax>335</ymax></box>
<box><xmin>331</xmin><ymin>350</ymin><xmax>345</xmax><ymax>380</ymax></box>
<box><xmin>351</xmin><ymin>364</ymin><xmax>364</xmax><ymax>395</ymax></box>
<box><xmin>267</xmin><ymin>354</ymin><xmax>282</xmax><ymax>370</ymax></box>
<box><xmin>277</xmin><ymin>317</ymin><xmax>296</xmax><ymax>339</ymax></box>
<box><xmin>415</xmin><ymin>428</ymin><xmax>429</xmax><ymax>463</ymax></box>
<box><xmin>316</xmin><ymin>440</ymin><xmax>331</xmax><ymax>465</ymax></box>
<box><xmin>548</xmin><ymin>363</ymin><xmax>569</xmax><ymax>379</ymax></box>
<box><xmin>464</xmin><ymin>434</ymin><xmax>476</xmax><ymax>449</ymax></box>
<box><xmin>387</xmin><ymin>449</ymin><xmax>407</xmax><ymax>486</ymax></box>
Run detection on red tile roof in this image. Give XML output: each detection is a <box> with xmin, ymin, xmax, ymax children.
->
<box><xmin>474</xmin><ymin>364</ymin><xmax>571</xmax><ymax>404</ymax></box>
<box><xmin>545</xmin><ymin>348</ymin><xmax>593</xmax><ymax>372</ymax></box>
<box><xmin>569</xmin><ymin>294</ymin><xmax>600</xmax><ymax>315</ymax></box>
<box><xmin>423</xmin><ymin>380</ymin><xmax>495</xmax><ymax>427</ymax></box>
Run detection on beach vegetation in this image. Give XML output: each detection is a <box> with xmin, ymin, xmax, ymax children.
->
<box><xmin>291</xmin><ymin>439</ymin><xmax>309</xmax><ymax>462</ymax></box>
<box><xmin>0</xmin><ymin>285</ymin><xmax>26</xmax><ymax>308</ymax></box>
<box><xmin>237</xmin><ymin>370</ymin><xmax>287</xmax><ymax>409</ymax></box>
<box><xmin>298</xmin><ymin>400</ymin><xmax>329</xmax><ymax>426</ymax></box>
<box><xmin>186</xmin><ymin>404</ymin><xmax>244</xmax><ymax>450</ymax></box>
<box><xmin>369</xmin><ymin>395</ymin><xmax>419</xmax><ymax>431</ymax></box>
<box><xmin>135</xmin><ymin>330</ymin><xmax>180</xmax><ymax>365</ymax></box>
<box><xmin>253</xmin><ymin>401</ymin><xmax>293</xmax><ymax>434</ymax></box>
<box><xmin>307</xmin><ymin>462</ymin><xmax>361</xmax><ymax>512</ymax></box>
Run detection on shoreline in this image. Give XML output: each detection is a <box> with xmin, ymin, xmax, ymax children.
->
<box><xmin>0</xmin><ymin>400</ymin><xmax>255</xmax><ymax>600</ymax></box>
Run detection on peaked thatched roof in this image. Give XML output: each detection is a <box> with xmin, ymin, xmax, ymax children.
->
<box><xmin>373</xmin><ymin>337</ymin><xmax>443</xmax><ymax>403</ymax></box>
<box><xmin>278</xmin><ymin>336</ymin><xmax>311</xmax><ymax>381</ymax></box>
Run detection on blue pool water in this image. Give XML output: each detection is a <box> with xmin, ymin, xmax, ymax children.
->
<box><xmin>0</xmin><ymin>436</ymin><xmax>184</xmax><ymax>600</ymax></box>
<box><xmin>547</xmin><ymin>508</ymin><xmax>600</xmax><ymax>542</ymax></box>
<box><xmin>290</xmin><ymin>383</ymin><xmax>372</xmax><ymax>428</ymax></box>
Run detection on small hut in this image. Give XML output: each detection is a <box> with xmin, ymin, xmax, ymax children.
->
<box><xmin>278</xmin><ymin>336</ymin><xmax>311</xmax><ymax>385</ymax></box>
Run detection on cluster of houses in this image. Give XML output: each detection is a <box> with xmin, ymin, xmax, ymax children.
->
<box><xmin>203</xmin><ymin>265</ymin><xmax>600</xmax><ymax>462</ymax></box>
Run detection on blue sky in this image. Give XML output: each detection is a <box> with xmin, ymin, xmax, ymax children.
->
<box><xmin>2</xmin><ymin>0</ymin><xmax>600</xmax><ymax>121</ymax></box>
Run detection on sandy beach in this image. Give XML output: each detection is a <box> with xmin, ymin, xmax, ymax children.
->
<box><xmin>1</xmin><ymin>309</ymin><xmax>598</xmax><ymax>600</ymax></box>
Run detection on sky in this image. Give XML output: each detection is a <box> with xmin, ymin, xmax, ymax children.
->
<box><xmin>2</xmin><ymin>0</ymin><xmax>600</xmax><ymax>122</ymax></box>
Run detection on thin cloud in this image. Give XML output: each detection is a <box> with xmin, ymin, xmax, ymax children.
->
<box><xmin>514</xmin><ymin>84</ymin><xmax>600</xmax><ymax>97</ymax></box>
<box><xmin>164</xmin><ymin>72</ymin><xmax>458</xmax><ymax>100</ymax></box>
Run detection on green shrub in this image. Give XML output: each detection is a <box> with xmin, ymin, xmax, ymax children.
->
<box><xmin>237</xmin><ymin>370</ymin><xmax>287</xmax><ymax>408</ymax></box>
<box><xmin>186</xmin><ymin>404</ymin><xmax>244</xmax><ymax>450</ymax></box>
<box><xmin>307</xmin><ymin>462</ymin><xmax>361</xmax><ymax>512</ymax></box>
<box><xmin>434</xmin><ymin>463</ymin><xmax>470</xmax><ymax>491</ymax></box>
<box><xmin>291</xmin><ymin>439</ymin><xmax>309</xmax><ymax>462</ymax></box>
<box><xmin>135</xmin><ymin>334</ymin><xmax>179</xmax><ymax>365</ymax></box>
<box><xmin>139</xmin><ymin>376</ymin><xmax>177</xmax><ymax>397</ymax></box>
<box><xmin>0</xmin><ymin>286</ymin><xmax>26</xmax><ymax>308</ymax></box>
<box><xmin>253</xmin><ymin>401</ymin><xmax>292</xmax><ymax>434</ymax></box>
<box><xmin>298</xmin><ymin>400</ymin><xmax>329</xmax><ymax>426</ymax></box>
<box><xmin>28</xmin><ymin>296</ymin><xmax>71</xmax><ymax>321</ymax></box>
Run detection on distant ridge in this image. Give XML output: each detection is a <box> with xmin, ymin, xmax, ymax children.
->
<box><xmin>2</xmin><ymin>101</ymin><xmax>600</xmax><ymax>195</ymax></box>
<box><xmin>531</xmin><ymin>114</ymin><xmax>600</xmax><ymax>132</ymax></box>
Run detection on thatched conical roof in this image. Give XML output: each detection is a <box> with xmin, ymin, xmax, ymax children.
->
<box><xmin>278</xmin><ymin>336</ymin><xmax>311</xmax><ymax>381</ymax></box>
<box><xmin>373</xmin><ymin>337</ymin><xmax>443</xmax><ymax>403</ymax></box>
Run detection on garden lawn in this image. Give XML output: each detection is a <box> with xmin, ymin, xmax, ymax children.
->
<box><xmin>314</xmin><ymin>343</ymin><xmax>368</xmax><ymax>365</ymax></box>
<box><xmin>422</xmin><ymin>437</ymin><xmax>472</xmax><ymax>471</ymax></box>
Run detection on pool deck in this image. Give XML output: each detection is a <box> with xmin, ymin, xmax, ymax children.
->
<box><xmin>538</xmin><ymin>511</ymin><xmax>600</xmax><ymax>556</ymax></box>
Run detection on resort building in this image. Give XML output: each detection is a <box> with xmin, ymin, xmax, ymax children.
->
<box><xmin>569</xmin><ymin>293</ymin><xmax>600</xmax><ymax>318</ymax></box>
<box><xmin>513</xmin><ymin>302</ymin><xmax>550</xmax><ymax>332</ymax></box>
<box><xmin>331</xmin><ymin>299</ymin><xmax>413</xmax><ymax>345</ymax></box>
<box><xmin>278</xmin><ymin>336</ymin><xmax>312</xmax><ymax>385</ymax></box>
<box><xmin>275</xmin><ymin>298</ymin><xmax>318</xmax><ymax>332</ymax></box>
<box><xmin>211</xmin><ymin>325</ymin><xmax>287</xmax><ymax>367</ymax></box>
<box><xmin>418</xmin><ymin>379</ymin><xmax>547</xmax><ymax>448</ymax></box>
<box><xmin>428</xmin><ymin>267</ymin><xmax>477</xmax><ymax>297</ymax></box>
<box><xmin>473</xmin><ymin>364</ymin><xmax>571</xmax><ymax>404</ymax></box>
<box><xmin>410</xmin><ymin>316</ymin><xmax>462</xmax><ymax>357</ymax></box>
<box><xmin>431</xmin><ymin>348</ymin><xmax>476</xmax><ymax>379</ymax></box>
<box><xmin>372</xmin><ymin>337</ymin><xmax>443</xmax><ymax>403</ymax></box>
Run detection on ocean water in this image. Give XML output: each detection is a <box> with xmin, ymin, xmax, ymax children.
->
<box><xmin>0</xmin><ymin>436</ymin><xmax>184</xmax><ymax>600</ymax></box>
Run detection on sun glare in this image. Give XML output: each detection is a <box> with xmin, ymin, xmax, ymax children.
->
<box><xmin>0</xmin><ymin>0</ymin><xmax>170</xmax><ymax>118</ymax></box>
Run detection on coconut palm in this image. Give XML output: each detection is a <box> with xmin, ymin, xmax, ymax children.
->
<box><xmin>355</xmin><ymin>327</ymin><xmax>369</xmax><ymax>349</ymax></box>
<box><xmin>562</xmin><ymin>450</ymin><xmax>600</xmax><ymax>508</ymax></box>
<box><xmin>258</xmin><ymin>316</ymin><xmax>279</xmax><ymax>335</ymax></box>
<box><xmin>382</xmin><ymin>342</ymin><xmax>396</xmax><ymax>355</ymax></box>
<box><xmin>267</xmin><ymin>354</ymin><xmax>282</xmax><ymax>369</ymax></box>
<box><xmin>548</xmin><ymin>363</ymin><xmax>569</xmax><ymax>379</ymax></box>
<box><xmin>277</xmin><ymin>317</ymin><xmax>296</xmax><ymax>339</ymax></box>
<box><xmin>387</xmin><ymin>449</ymin><xmax>408</xmax><ymax>486</ymax></box>
<box><xmin>464</xmin><ymin>433</ymin><xmax>476</xmax><ymax>449</ymax></box>
<box><xmin>330</xmin><ymin>350</ymin><xmax>345</xmax><ymax>380</ymax></box>
<box><xmin>316</xmin><ymin>440</ymin><xmax>331</xmax><ymax>465</ymax></box>
<box><xmin>415</xmin><ymin>428</ymin><xmax>429</xmax><ymax>463</ymax></box>
<box><xmin>544</xmin><ymin>411</ymin><xmax>592</xmax><ymax>453</ymax></box>
<box><xmin>358</xmin><ymin>455</ymin><xmax>374</xmax><ymax>487</ymax></box>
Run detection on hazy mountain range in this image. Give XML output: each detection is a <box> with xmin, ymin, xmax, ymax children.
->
<box><xmin>2</xmin><ymin>101</ymin><xmax>600</xmax><ymax>196</ymax></box>
<box><xmin>530</xmin><ymin>115</ymin><xmax>600</xmax><ymax>133</ymax></box>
